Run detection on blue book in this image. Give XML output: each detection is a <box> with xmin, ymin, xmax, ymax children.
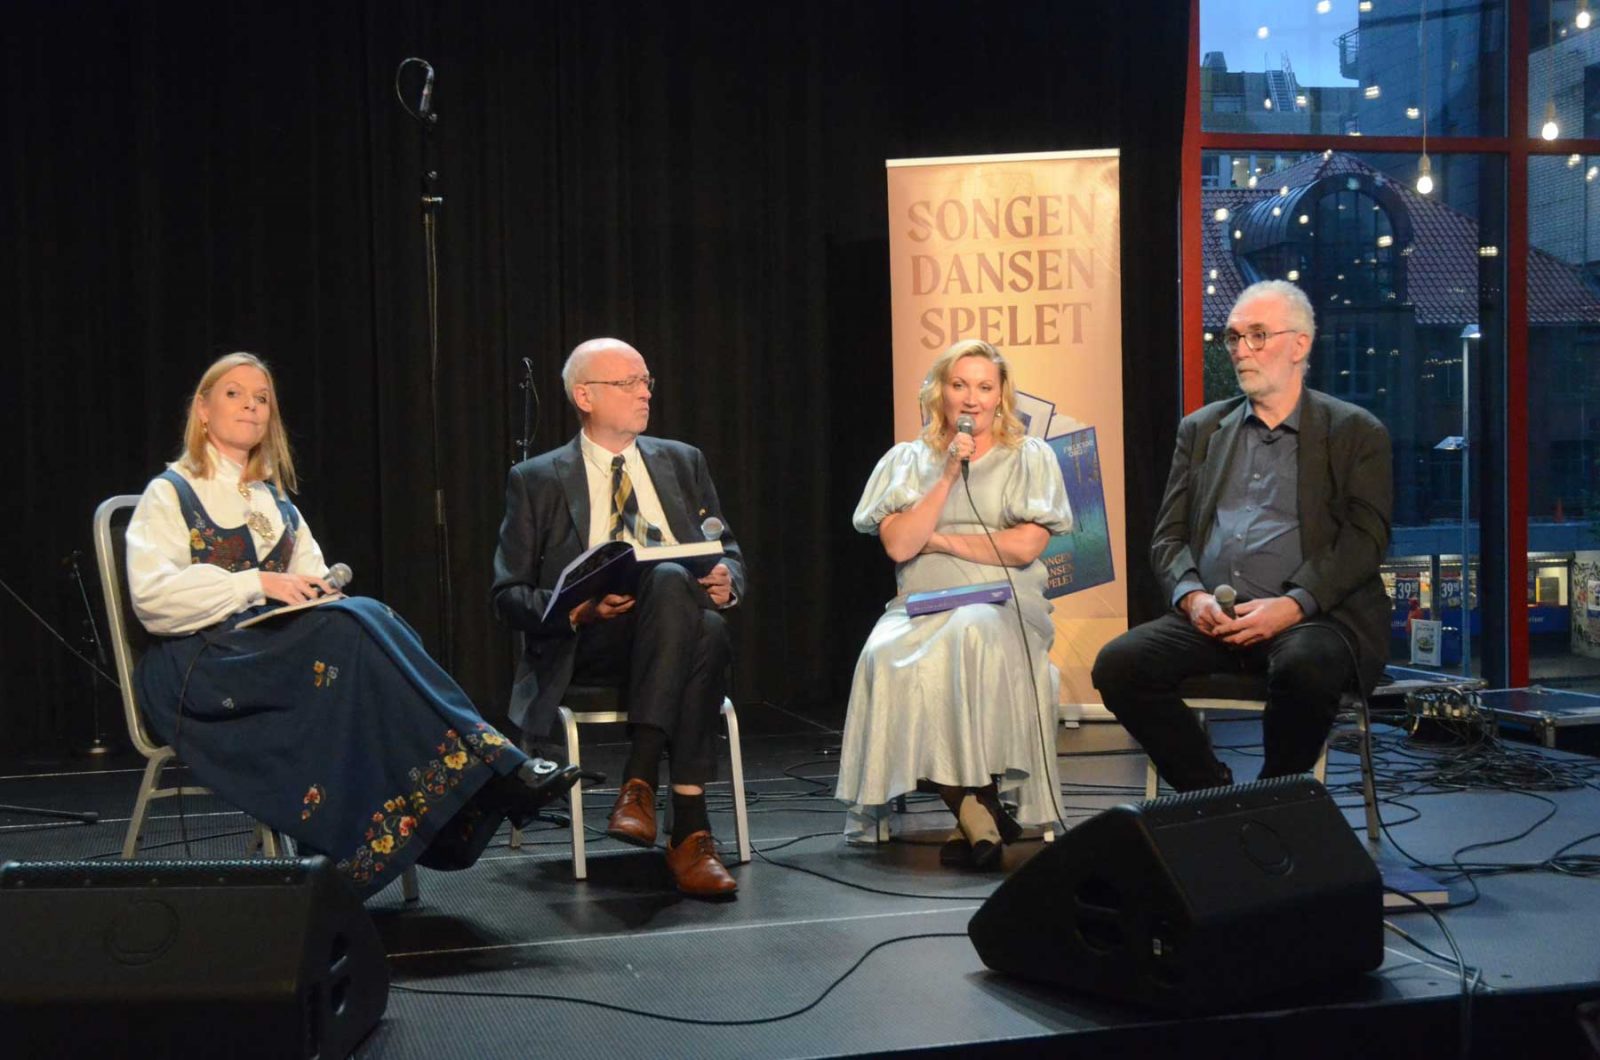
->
<box><xmin>906</xmin><ymin>580</ymin><xmax>1013</xmax><ymax>617</ymax></box>
<box><xmin>1380</xmin><ymin>864</ymin><xmax>1450</xmax><ymax>910</ymax></box>
<box><xmin>1041</xmin><ymin>426</ymin><xmax>1115</xmax><ymax>598</ymax></box>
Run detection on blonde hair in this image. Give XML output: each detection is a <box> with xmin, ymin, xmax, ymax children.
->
<box><xmin>178</xmin><ymin>352</ymin><xmax>298</xmax><ymax>497</ymax></box>
<box><xmin>917</xmin><ymin>339</ymin><xmax>1025</xmax><ymax>450</ymax></box>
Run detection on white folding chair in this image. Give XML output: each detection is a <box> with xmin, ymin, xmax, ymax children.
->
<box><xmin>509</xmin><ymin>685</ymin><xmax>752</xmax><ymax>880</ymax></box>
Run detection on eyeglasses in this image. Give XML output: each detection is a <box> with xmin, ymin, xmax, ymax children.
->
<box><xmin>581</xmin><ymin>374</ymin><xmax>655</xmax><ymax>393</ymax></box>
<box><xmin>1222</xmin><ymin>328</ymin><xmax>1298</xmax><ymax>352</ymax></box>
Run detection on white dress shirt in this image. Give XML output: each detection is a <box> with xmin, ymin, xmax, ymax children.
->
<box><xmin>125</xmin><ymin>447</ymin><xmax>328</xmax><ymax>635</ymax></box>
<box><xmin>578</xmin><ymin>431</ymin><xmax>679</xmax><ymax>549</ymax></box>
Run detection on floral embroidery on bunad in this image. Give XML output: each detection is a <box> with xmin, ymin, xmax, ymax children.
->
<box><xmin>188</xmin><ymin>517</ymin><xmax>255</xmax><ymax>572</ymax></box>
<box><xmin>464</xmin><ymin>724</ymin><xmax>509</xmax><ymax>766</ymax></box>
<box><xmin>183</xmin><ymin>510</ymin><xmax>293</xmax><ymax>573</ymax></box>
<box><xmin>311</xmin><ymin>660</ymin><xmax>339</xmax><ymax>689</ymax></box>
<box><xmin>301</xmin><ymin>784</ymin><xmax>325</xmax><ymax>821</ymax></box>
<box><xmin>333</xmin><ymin>723</ymin><xmax>511</xmax><ymax>887</ymax></box>
<box><xmin>161</xmin><ymin>469</ymin><xmax>295</xmax><ymax>574</ymax></box>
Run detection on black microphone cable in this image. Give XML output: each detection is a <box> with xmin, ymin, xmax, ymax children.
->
<box><xmin>169</xmin><ymin>632</ymin><xmax>220</xmax><ymax>858</ymax></box>
<box><xmin>956</xmin><ymin>465</ymin><xmax>1070</xmax><ymax>837</ymax></box>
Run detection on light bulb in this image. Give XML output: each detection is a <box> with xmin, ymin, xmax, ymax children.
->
<box><xmin>1416</xmin><ymin>153</ymin><xmax>1434</xmax><ymax>195</ymax></box>
<box><xmin>1580</xmin><ymin>3</ymin><xmax>1593</xmax><ymax>30</ymax></box>
<box><xmin>1543</xmin><ymin>100</ymin><xmax>1560</xmax><ymax>140</ymax></box>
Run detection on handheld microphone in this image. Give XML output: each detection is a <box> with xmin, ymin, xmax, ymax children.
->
<box><xmin>700</xmin><ymin>516</ymin><xmax>725</xmax><ymax>540</ymax></box>
<box><xmin>418</xmin><ymin>63</ymin><xmax>435</xmax><ymax>122</ymax></box>
<box><xmin>955</xmin><ymin>414</ymin><xmax>975</xmax><ymax>481</ymax></box>
<box><xmin>326</xmin><ymin>563</ymin><xmax>354</xmax><ymax>592</ymax></box>
<box><xmin>1214</xmin><ymin>583</ymin><xmax>1237</xmax><ymax>619</ymax></box>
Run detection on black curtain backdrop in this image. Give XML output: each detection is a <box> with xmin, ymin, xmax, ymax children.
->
<box><xmin>0</xmin><ymin>1</ymin><xmax>1187</xmax><ymax>751</ymax></box>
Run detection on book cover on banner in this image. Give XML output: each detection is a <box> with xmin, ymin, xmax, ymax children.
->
<box><xmin>1040</xmin><ymin>425</ymin><xmax>1114</xmax><ymax>599</ymax></box>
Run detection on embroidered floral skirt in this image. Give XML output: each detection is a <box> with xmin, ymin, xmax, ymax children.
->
<box><xmin>135</xmin><ymin>597</ymin><xmax>529</xmax><ymax>898</ymax></box>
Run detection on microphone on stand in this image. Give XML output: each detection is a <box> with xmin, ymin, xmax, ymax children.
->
<box><xmin>955</xmin><ymin>414</ymin><xmax>975</xmax><ymax>482</ymax></box>
<box><xmin>326</xmin><ymin>563</ymin><xmax>354</xmax><ymax>592</ymax></box>
<box><xmin>1214</xmin><ymin>583</ymin><xmax>1237</xmax><ymax>619</ymax></box>
<box><xmin>418</xmin><ymin>63</ymin><xmax>436</xmax><ymax>123</ymax></box>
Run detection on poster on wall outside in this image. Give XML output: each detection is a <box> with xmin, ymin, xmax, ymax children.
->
<box><xmin>886</xmin><ymin>149</ymin><xmax>1124</xmax><ymax>710</ymax></box>
<box><xmin>1410</xmin><ymin>619</ymin><xmax>1443</xmax><ymax>667</ymax></box>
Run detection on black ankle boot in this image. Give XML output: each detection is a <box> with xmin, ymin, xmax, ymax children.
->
<box><xmin>487</xmin><ymin>759</ymin><xmax>587</xmax><ymax>826</ymax></box>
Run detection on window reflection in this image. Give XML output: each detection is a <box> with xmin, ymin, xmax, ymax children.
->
<box><xmin>1529</xmin><ymin>153</ymin><xmax>1600</xmax><ymax>683</ymax></box>
<box><xmin>1200</xmin><ymin>0</ymin><xmax>1506</xmax><ymax>138</ymax></box>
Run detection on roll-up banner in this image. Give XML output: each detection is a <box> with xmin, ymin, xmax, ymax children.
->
<box><xmin>886</xmin><ymin>149</ymin><xmax>1126</xmax><ymax>714</ymax></box>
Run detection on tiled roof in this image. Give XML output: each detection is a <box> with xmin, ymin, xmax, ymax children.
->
<box><xmin>1201</xmin><ymin>151</ymin><xmax>1600</xmax><ymax>327</ymax></box>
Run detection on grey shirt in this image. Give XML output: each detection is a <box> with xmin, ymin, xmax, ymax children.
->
<box><xmin>1172</xmin><ymin>399</ymin><xmax>1319</xmax><ymax>618</ymax></box>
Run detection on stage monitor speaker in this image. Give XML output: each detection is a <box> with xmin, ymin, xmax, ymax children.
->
<box><xmin>969</xmin><ymin>776</ymin><xmax>1383</xmax><ymax>1014</ymax></box>
<box><xmin>0</xmin><ymin>855</ymin><xmax>388</xmax><ymax>1058</ymax></box>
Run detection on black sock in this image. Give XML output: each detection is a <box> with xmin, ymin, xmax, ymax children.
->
<box><xmin>623</xmin><ymin>725</ymin><xmax>667</xmax><ymax>788</ymax></box>
<box><xmin>670</xmin><ymin>791</ymin><xmax>710</xmax><ymax>845</ymax></box>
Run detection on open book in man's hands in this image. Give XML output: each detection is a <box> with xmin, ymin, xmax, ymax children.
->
<box><xmin>540</xmin><ymin>540</ymin><xmax>724</xmax><ymax>624</ymax></box>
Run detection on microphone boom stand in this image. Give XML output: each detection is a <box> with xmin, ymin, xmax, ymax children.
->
<box><xmin>0</xmin><ymin>567</ymin><xmax>101</xmax><ymax>826</ymax></box>
<box><xmin>402</xmin><ymin>58</ymin><xmax>454</xmax><ymax>672</ymax></box>
<box><xmin>515</xmin><ymin>357</ymin><xmax>538</xmax><ymax>465</ymax></box>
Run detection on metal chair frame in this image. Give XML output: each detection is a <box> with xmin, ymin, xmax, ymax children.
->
<box><xmin>92</xmin><ymin>495</ymin><xmax>418</xmax><ymax>901</ymax></box>
<box><xmin>509</xmin><ymin>688</ymin><xmax>752</xmax><ymax>880</ymax></box>
<box><xmin>1142</xmin><ymin>674</ymin><xmax>1382</xmax><ymax>843</ymax></box>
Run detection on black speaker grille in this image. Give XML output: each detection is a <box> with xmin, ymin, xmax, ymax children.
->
<box><xmin>0</xmin><ymin>857</ymin><xmax>322</xmax><ymax>888</ymax></box>
<box><xmin>1139</xmin><ymin>775</ymin><xmax>1327</xmax><ymax>825</ymax></box>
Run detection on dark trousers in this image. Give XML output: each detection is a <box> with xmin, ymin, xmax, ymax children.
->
<box><xmin>570</xmin><ymin>563</ymin><xmax>729</xmax><ymax>785</ymax></box>
<box><xmin>1091</xmin><ymin>612</ymin><xmax>1356</xmax><ymax>791</ymax></box>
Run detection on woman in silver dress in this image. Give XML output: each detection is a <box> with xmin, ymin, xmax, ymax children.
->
<box><xmin>836</xmin><ymin>340</ymin><xmax>1072</xmax><ymax>868</ymax></box>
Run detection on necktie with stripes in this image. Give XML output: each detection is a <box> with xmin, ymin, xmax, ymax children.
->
<box><xmin>609</xmin><ymin>455</ymin><xmax>663</xmax><ymax>545</ymax></box>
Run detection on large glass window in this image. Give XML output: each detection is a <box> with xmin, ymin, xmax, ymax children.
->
<box><xmin>1530</xmin><ymin>1</ymin><xmax>1600</xmax><ymax>139</ymax></box>
<box><xmin>1200</xmin><ymin>0</ymin><xmax>1505</xmax><ymax>138</ymax></box>
<box><xmin>1527</xmin><ymin>153</ymin><xmax>1600</xmax><ymax>688</ymax></box>
<box><xmin>1200</xmin><ymin>147</ymin><xmax>1505</xmax><ymax>676</ymax></box>
<box><xmin>1195</xmin><ymin>0</ymin><xmax>1600</xmax><ymax>687</ymax></box>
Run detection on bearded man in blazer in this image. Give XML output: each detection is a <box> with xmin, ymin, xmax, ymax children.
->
<box><xmin>1093</xmin><ymin>280</ymin><xmax>1393</xmax><ymax>791</ymax></box>
<box><xmin>492</xmin><ymin>337</ymin><xmax>746</xmax><ymax>896</ymax></box>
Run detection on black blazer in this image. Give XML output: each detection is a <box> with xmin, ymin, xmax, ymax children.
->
<box><xmin>491</xmin><ymin>434</ymin><xmax>747</xmax><ymax>736</ymax></box>
<box><xmin>1150</xmin><ymin>387</ymin><xmax>1394</xmax><ymax>694</ymax></box>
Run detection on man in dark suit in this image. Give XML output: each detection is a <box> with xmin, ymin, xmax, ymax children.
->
<box><xmin>492</xmin><ymin>338</ymin><xmax>746</xmax><ymax>896</ymax></box>
<box><xmin>1093</xmin><ymin>281</ymin><xmax>1393</xmax><ymax>791</ymax></box>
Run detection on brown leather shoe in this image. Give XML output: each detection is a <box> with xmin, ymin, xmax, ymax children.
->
<box><xmin>665</xmin><ymin>830</ymin><xmax>737</xmax><ymax>897</ymax></box>
<box><xmin>606</xmin><ymin>778</ymin><xmax>658</xmax><ymax>847</ymax></box>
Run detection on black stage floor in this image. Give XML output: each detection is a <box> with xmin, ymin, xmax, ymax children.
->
<box><xmin>4</xmin><ymin>702</ymin><xmax>1600</xmax><ymax>1059</ymax></box>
